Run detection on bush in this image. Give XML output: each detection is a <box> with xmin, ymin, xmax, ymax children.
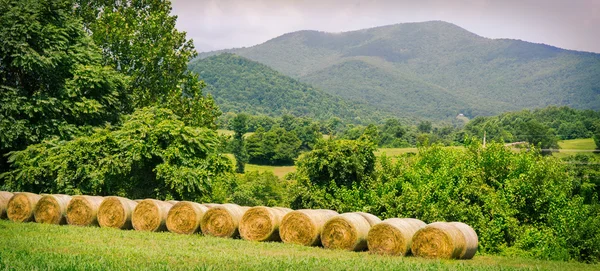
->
<box><xmin>291</xmin><ymin>138</ymin><xmax>600</xmax><ymax>262</ymax></box>
<box><xmin>295</xmin><ymin>139</ymin><xmax>376</xmax><ymax>187</ymax></box>
<box><xmin>1</xmin><ymin>107</ymin><xmax>233</xmax><ymax>202</ymax></box>
<box><xmin>230</xmin><ymin>171</ymin><xmax>291</xmax><ymax>207</ymax></box>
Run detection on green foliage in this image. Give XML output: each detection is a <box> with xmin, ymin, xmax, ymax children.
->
<box><xmin>465</xmin><ymin>106</ymin><xmax>600</xmax><ymax>152</ymax></box>
<box><xmin>295</xmin><ymin>139</ymin><xmax>376</xmax><ymax>187</ymax></box>
<box><xmin>291</xmin><ymin>140</ymin><xmax>600</xmax><ymax>262</ymax></box>
<box><xmin>230</xmin><ymin>114</ymin><xmax>249</xmax><ymax>173</ymax></box>
<box><xmin>1</xmin><ymin>107</ymin><xmax>233</xmax><ymax>201</ymax></box>
<box><xmin>200</xmin><ymin>21</ymin><xmax>600</xmax><ymax>121</ymax></box>
<box><xmin>594</xmin><ymin>124</ymin><xmax>600</xmax><ymax>149</ymax></box>
<box><xmin>188</xmin><ymin>53</ymin><xmax>390</xmax><ymax>124</ymax></box>
<box><xmin>230</xmin><ymin>171</ymin><xmax>290</xmax><ymax>207</ymax></box>
<box><xmin>75</xmin><ymin>0</ymin><xmax>220</xmax><ymax>128</ymax></box>
<box><xmin>0</xmin><ymin>0</ymin><xmax>129</xmax><ymax>171</ymax></box>
<box><xmin>246</xmin><ymin>126</ymin><xmax>302</xmax><ymax>165</ymax></box>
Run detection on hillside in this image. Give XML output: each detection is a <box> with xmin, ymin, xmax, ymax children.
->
<box><xmin>199</xmin><ymin>21</ymin><xmax>600</xmax><ymax>121</ymax></box>
<box><xmin>189</xmin><ymin>53</ymin><xmax>391</xmax><ymax>123</ymax></box>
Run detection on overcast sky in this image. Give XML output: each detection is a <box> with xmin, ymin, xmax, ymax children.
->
<box><xmin>171</xmin><ymin>0</ymin><xmax>600</xmax><ymax>53</ymax></box>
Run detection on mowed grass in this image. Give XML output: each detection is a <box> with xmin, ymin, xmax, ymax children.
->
<box><xmin>1</xmin><ymin>221</ymin><xmax>597</xmax><ymax>271</ymax></box>
<box><xmin>554</xmin><ymin>138</ymin><xmax>598</xmax><ymax>158</ymax></box>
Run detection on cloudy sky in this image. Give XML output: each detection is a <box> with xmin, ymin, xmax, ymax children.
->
<box><xmin>171</xmin><ymin>0</ymin><xmax>600</xmax><ymax>53</ymax></box>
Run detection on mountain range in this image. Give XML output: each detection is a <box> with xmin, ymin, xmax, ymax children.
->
<box><xmin>189</xmin><ymin>53</ymin><xmax>391</xmax><ymax>124</ymax></box>
<box><xmin>195</xmin><ymin>21</ymin><xmax>600</xmax><ymax>121</ymax></box>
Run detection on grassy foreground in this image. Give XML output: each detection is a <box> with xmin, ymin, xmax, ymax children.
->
<box><xmin>0</xmin><ymin>221</ymin><xmax>597</xmax><ymax>271</ymax></box>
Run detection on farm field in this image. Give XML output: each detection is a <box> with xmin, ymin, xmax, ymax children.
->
<box><xmin>554</xmin><ymin>138</ymin><xmax>598</xmax><ymax>158</ymax></box>
<box><xmin>229</xmin><ymin>139</ymin><xmax>599</xmax><ymax>178</ymax></box>
<box><xmin>0</xmin><ymin>220</ymin><xmax>597</xmax><ymax>271</ymax></box>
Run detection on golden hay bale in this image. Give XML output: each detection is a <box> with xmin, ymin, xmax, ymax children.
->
<box><xmin>66</xmin><ymin>195</ymin><xmax>104</xmax><ymax>226</ymax></box>
<box><xmin>411</xmin><ymin>222</ymin><xmax>466</xmax><ymax>259</ymax></box>
<box><xmin>7</xmin><ymin>192</ymin><xmax>42</xmax><ymax>222</ymax></box>
<box><xmin>280</xmin><ymin>209</ymin><xmax>339</xmax><ymax>246</ymax></box>
<box><xmin>356</xmin><ymin>212</ymin><xmax>382</xmax><ymax>226</ymax></box>
<box><xmin>450</xmin><ymin>222</ymin><xmax>478</xmax><ymax>259</ymax></box>
<box><xmin>202</xmin><ymin>203</ymin><xmax>220</xmax><ymax>208</ymax></box>
<box><xmin>166</xmin><ymin>201</ymin><xmax>209</xmax><ymax>234</ymax></box>
<box><xmin>321</xmin><ymin>212</ymin><xmax>381</xmax><ymax>251</ymax></box>
<box><xmin>97</xmin><ymin>196</ymin><xmax>138</xmax><ymax>229</ymax></box>
<box><xmin>367</xmin><ymin>218</ymin><xmax>427</xmax><ymax>256</ymax></box>
<box><xmin>34</xmin><ymin>194</ymin><xmax>72</xmax><ymax>225</ymax></box>
<box><xmin>132</xmin><ymin>199</ymin><xmax>175</xmax><ymax>232</ymax></box>
<box><xmin>0</xmin><ymin>191</ymin><xmax>14</xmax><ymax>219</ymax></box>
<box><xmin>239</xmin><ymin>206</ymin><xmax>293</xmax><ymax>242</ymax></box>
<box><xmin>200</xmin><ymin>204</ymin><xmax>249</xmax><ymax>238</ymax></box>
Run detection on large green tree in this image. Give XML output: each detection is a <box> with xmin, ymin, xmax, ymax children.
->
<box><xmin>0</xmin><ymin>0</ymin><xmax>128</xmax><ymax>172</ymax></box>
<box><xmin>74</xmin><ymin>0</ymin><xmax>220</xmax><ymax>128</ymax></box>
<box><xmin>230</xmin><ymin>113</ymin><xmax>249</xmax><ymax>173</ymax></box>
<box><xmin>1</xmin><ymin>107</ymin><xmax>233</xmax><ymax>201</ymax></box>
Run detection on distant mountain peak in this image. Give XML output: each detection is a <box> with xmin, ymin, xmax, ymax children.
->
<box><xmin>195</xmin><ymin>21</ymin><xmax>600</xmax><ymax>121</ymax></box>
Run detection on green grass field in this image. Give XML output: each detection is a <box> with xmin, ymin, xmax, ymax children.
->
<box><xmin>554</xmin><ymin>138</ymin><xmax>598</xmax><ymax>158</ymax></box>
<box><xmin>0</xmin><ymin>220</ymin><xmax>597</xmax><ymax>271</ymax></box>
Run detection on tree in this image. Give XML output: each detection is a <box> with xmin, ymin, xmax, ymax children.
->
<box><xmin>296</xmin><ymin>139</ymin><xmax>376</xmax><ymax>187</ymax></box>
<box><xmin>594</xmin><ymin>123</ymin><xmax>600</xmax><ymax>149</ymax></box>
<box><xmin>0</xmin><ymin>0</ymin><xmax>128</xmax><ymax>172</ymax></box>
<box><xmin>418</xmin><ymin>121</ymin><xmax>432</xmax><ymax>133</ymax></box>
<box><xmin>1</xmin><ymin>107</ymin><xmax>233</xmax><ymax>201</ymax></box>
<box><xmin>230</xmin><ymin>114</ymin><xmax>249</xmax><ymax>173</ymax></box>
<box><xmin>74</xmin><ymin>0</ymin><xmax>220</xmax><ymax>128</ymax></box>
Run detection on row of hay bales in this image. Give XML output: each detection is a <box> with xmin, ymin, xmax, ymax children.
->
<box><xmin>0</xmin><ymin>192</ymin><xmax>478</xmax><ymax>259</ymax></box>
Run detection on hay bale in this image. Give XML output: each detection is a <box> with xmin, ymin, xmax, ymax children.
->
<box><xmin>7</xmin><ymin>192</ymin><xmax>42</xmax><ymax>222</ymax></box>
<box><xmin>202</xmin><ymin>203</ymin><xmax>220</xmax><ymax>208</ymax></box>
<box><xmin>356</xmin><ymin>212</ymin><xmax>382</xmax><ymax>226</ymax></box>
<box><xmin>200</xmin><ymin>204</ymin><xmax>249</xmax><ymax>238</ymax></box>
<box><xmin>367</xmin><ymin>218</ymin><xmax>426</xmax><ymax>256</ymax></box>
<box><xmin>280</xmin><ymin>209</ymin><xmax>339</xmax><ymax>246</ymax></box>
<box><xmin>66</xmin><ymin>195</ymin><xmax>104</xmax><ymax>226</ymax></box>
<box><xmin>450</xmin><ymin>222</ymin><xmax>478</xmax><ymax>259</ymax></box>
<box><xmin>98</xmin><ymin>196</ymin><xmax>138</xmax><ymax>229</ymax></box>
<box><xmin>166</xmin><ymin>201</ymin><xmax>209</xmax><ymax>234</ymax></box>
<box><xmin>321</xmin><ymin>212</ymin><xmax>381</xmax><ymax>251</ymax></box>
<box><xmin>34</xmin><ymin>194</ymin><xmax>72</xmax><ymax>224</ymax></box>
<box><xmin>239</xmin><ymin>206</ymin><xmax>293</xmax><ymax>242</ymax></box>
<box><xmin>132</xmin><ymin>199</ymin><xmax>175</xmax><ymax>232</ymax></box>
<box><xmin>0</xmin><ymin>191</ymin><xmax>14</xmax><ymax>219</ymax></box>
<box><xmin>411</xmin><ymin>222</ymin><xmax>466</xmax><ymax>259</ymax></box>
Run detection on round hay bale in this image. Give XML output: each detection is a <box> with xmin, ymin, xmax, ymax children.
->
<box><xmin>202</xmin><ymin>203</ymin><xmax>220</xmax><ymax>208</ymax></box>
<box><xmin>367</xmin><ymin>218</ymin><xmax>426</xmax><ymax>256</ymax></box>
<box><xmin>200</xmin><ymin>204</ymin><xmax>249</xmax><ymax>238</ymax></box>
<box><xmin>166</xmin><ymin>200</ymin><xmax>179</xmax><ymax>205</ymax></box>
<box><xmin>34</xmin><ymin>194</ymin><xmax>72</xmax><ymax>224</ymax></box>
<box><xmin>356</xmin><ymin>212</ymin><xmax>382</xmax><ymax>226</ymax></box>
<box><xmin>66</xmin><ymin>195</ymin><xmax>104</xmax><ymax>226</ymax></box>
<box><xmin>450</xmin><ymin>222</ymin><xmax>478</xmax><ymax>259</ymax></box>
<box><xmin>166</xmin><ymin>201</ymin><xmax>209</xmax><ymax>234</ymax></box>
<box><xmin>7</xmin><ymin>192</ymin><xmax>42</xmax><ymax>222</ymax></box>
<box><xmin>280</xmin><ymin>209</ymin><xmax>339</xmax><ymax>246</ymax></box>
<box><xmin>132</xmin><ymin>199</ymin><xmax>175</xmax><ymax>232</ymax></box>
<box><xmin>239</xmin><ymin>206</ymin><xmax>293</xmax><ymax>242</ymax></box>
<box><xmin>411</xmin><ymin>222</ymin><xmax>466</xmax><ymax>259</ymax></box>
<box><xmin>97</xmin><ymin>196</ymin><xmax>138</xmax><ymax>229</ymax></box>
<box><xmin>0</xmin><ymin>191</ymin><xmax>14</xmax><ymax>219</ymax></box>
<box><xmin>321</xmin><ymin>212</ymin><xmax>381</xmax><ymax>251</ymax></box>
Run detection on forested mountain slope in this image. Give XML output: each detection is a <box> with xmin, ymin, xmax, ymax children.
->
<box><xmin>199</xmin><ymin>21</ymin><xmax>600</xmax><ymax>120</ymax></box>
<box><xmin>189</xmin><ymin>53</ymin><xmax>391</xmax><ymax>123</ymax></box>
